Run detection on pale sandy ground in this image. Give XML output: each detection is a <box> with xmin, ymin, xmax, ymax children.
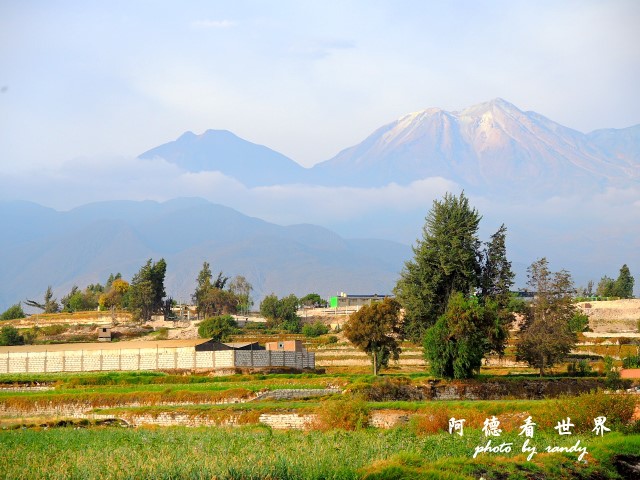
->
<box><xmin>577</xmin><ymin>299</ymin><xmax>640</xmax><ymax>333</ymax></box>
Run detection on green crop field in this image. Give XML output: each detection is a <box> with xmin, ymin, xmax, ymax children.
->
<box><xmin>1</xmin><ymin>371</ymin><xmax>639</xmax><ymax>478</ymax></box>
<box><xmin>1</xmin><ymin>426</ymin><xmax>638</xmax><ymax>479</ymax></box>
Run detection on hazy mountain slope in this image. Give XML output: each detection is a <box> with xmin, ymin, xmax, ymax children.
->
<box><xmin>587</xmin><ymin>124</ymin><xmax>640</xmax><ymax>174</ymax></box>
<box><xmin>139</xmin><ymin>130</ymin><xmax>308</xmax><ymax>186</ymax></box>
<box><xmin>0</xmin><ymin>199</ymin><xmax>410</xmax><ymax>311</ymax></box>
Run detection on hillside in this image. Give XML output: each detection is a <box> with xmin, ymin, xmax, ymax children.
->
<box><xmin>0</xmin><ymin>199</ymin><xmax>410</xmax><ymax>312</ymax></box>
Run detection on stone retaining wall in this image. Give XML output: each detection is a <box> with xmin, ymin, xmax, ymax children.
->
<box><xmin>254</xmin><ymin>388</ymin><xmax>342</xmax><ymax>401</ymax></box>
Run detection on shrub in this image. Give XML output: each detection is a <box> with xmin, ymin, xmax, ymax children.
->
<box><xmin>569</xmin><ymin>312</ymin><xmax>590</xmax><ymax>333</ymax></box>
<box><xmin>410</xmin><ymin>407</ymin><xmax>451</xmax><ymax>435</ymax></box>
<box><xmin>325</xmin><ymin>335</ymin><xmax>338</xmax><ymax>344</ymax></box>
<box><xmin>0</xmin><ymin>303</ymin><xmax>26</xmax><ymax>320</ymax></box>
<box><xmin>0</xmin><ymin>325</ymin><xmax>24</xmax><ymax>346</ymax></box>
<box><xmin>197</xmin><ymin>315</ymin><xmax>238</xmax><ymax>341</ymax></box>
<box><xmin>42</xmin><ymin>324</ymin><xmax>69</xmax><ymax>336</ymax></box>
<box><xmin>351</xmin><ymin>377</ymin><xmax>425</xmax><ymax>402</ymax></box>
<box><xmin>553</xmin><ymin>391</ymin><xmax>637</xmax><ymax>431</ymax></box>
<box><xmin>315</xmin><ymin>397</ymin><xmax>369</xmax><ymax>430</ymax></box>
<box><xmin>302</xmin><ymin>321</ymin><xmax>330</xmax><ymax>337</ymax></box>
<box><xmin>622</xmin><ymin>355</ymin><xmax>640</xmax><ymax>369</ymax></box>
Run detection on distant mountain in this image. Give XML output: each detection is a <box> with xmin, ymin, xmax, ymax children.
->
<box><xmin>0</xmin><ymin>199</ymin><xmax>410</xmax><ymax>312</ymax></box>
<box><xmin>139</xmin><ymin>130</ymin><xmax>308</xmax><ymax>187</ymax></box>
<box><xmin>311</xmin><ymin>98</ymin><xmax>638</xmax><ymax>195</ymax></box>
<box><xmin>136</xmin><ymin>100</ymin><xmax>639</xmax><ymax>197</ymax></box>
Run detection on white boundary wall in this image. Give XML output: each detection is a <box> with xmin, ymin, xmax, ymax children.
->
<box><xmin>0</xmin><ymin>348</ymin><xmax>314</xmax><ymax>374</ymax></box>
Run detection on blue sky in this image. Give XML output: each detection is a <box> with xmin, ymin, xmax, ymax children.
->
<box><xmin>0</xmin><ymin>1</ymin><xmax>639</xmax><ymax>293</ymax></box>
<box><xmin>2</xmin><ymin>0</ymin><xmax>639</xmax><ymax>171</ymax></box>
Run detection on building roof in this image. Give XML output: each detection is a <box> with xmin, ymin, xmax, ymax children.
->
<box><xmin>0</xmin><ymin>338</ymin><xmax>212</xmax><ymax>353</ymax></box>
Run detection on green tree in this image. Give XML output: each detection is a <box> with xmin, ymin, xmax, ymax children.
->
<box><xmin>424</xmin><ymin>293</ymin><xmax>506</xmax><ymax>378</ymax></box>
<box><xmin>229</xmin><ymin>275</ymin><xmax>253</xmax><ymax>316</ymax></box>
<box><xmin>61</xmin><ymin>285</ymin><xmax>100</xmax><ymax>313</ymax></box>
<box><xmin>568</xmin><ymin>312</ymin><xmax>590</xmax><ymax>333</ymax></box>
<box><xmin>302</xmin><ymin>321</ymin><xmax>330</xmax><ymax>337</ymax></box>
<box><xmin>344</xmin><ymin>298</ymin><xmax>402</xmax><ymax>375</ymax></box>
<box><xmin>479</xmin><ymin>224</ymin><xmax>514</xmax><ymax>309</ymax></box>
<box><xmin>99</xmin><ymin>279</ymin><xmax>130</xmax><ymax>310</ymax></box>
<box><xmin>614</xmin><ymin>264</ymin><xmax>634</xmax><ymax>298</ymax></box>
<box><xmin>0</xmin><ymin>303</ymin><xmax>26</xmax><ymax>320</ymax></box>
<box><xmin>0</xmin><ymin>325</ymin><xmax>24</xmax><ymax>346</ymax></box>
<box><xmin>516</xmin><ymin>258</ymin><xmax>577</xmax><ymax>376</ymax></box>
<box><xmin>300</xmin><ymin>293</ymin><xmax>328</xmax><ymax>308</ymax></box>
<box><xmin>129</xmin><ymin>259</ymin><xmax>167</xmax><ymax>322</ymax></box>
<box><xmin>259</xmin><ymin>294</ymin><xmax>279</xmax><ymax>321</ymax></box>
<box><xmin>197</xmin><ymin>315</ymin><xmax>238</xmax><ymax>341</ymax></box>
<box><xmin>395</xmin><ymin>192</ymin><xmax>482</xmax><ymax>341</ymax></box>
<box><xmin>25</xmin><ymin>286</ymin><xmax>60</xmax><ymax>314</ymax></box>
<box><xmin>596</xmin><ymin>275</ymin><xmax>616</xmax><ymax>297</ymax></box>
<box><xmin>199</xmin><ymin>288</ymin><xmax>238</xmax><ymax>317</ymax></box>
<box><xmin>259</xmin><ymin>294</ymin><xmax>301</xmax><ymax>333</ymax></box>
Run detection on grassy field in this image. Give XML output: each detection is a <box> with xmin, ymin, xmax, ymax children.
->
<box><xmin>1</xmin><ymin>425</ymin><xmax>638</xmax><ymax>479</ymax></box>
<box><xmin>1</xmin><ymin>368</ymin><xmax>639</xmax><ymax>478</ymax></box>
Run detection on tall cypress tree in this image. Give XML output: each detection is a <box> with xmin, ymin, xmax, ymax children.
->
<box><xmin>130</xmin><ymin>258</ymin><xmax>166</xmax><ymax>322</ymax></box>
<box><xmin>614</xmin><ymin>264</ymin><xmax>634</xmax><ymax>298</ymax></box>
<box><xmin>394</xmin><ymin>192</ymin><xmax>482</xmax><ymax>341</ymax></box>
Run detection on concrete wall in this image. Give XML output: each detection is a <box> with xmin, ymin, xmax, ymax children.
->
<box><xmin>233</xmin><ymin>351</ymin><xmax>314</xmax><ymax>370</ymax></box>
<box><xmin>0</xmin><ymin>347</ymin><xmax>312</xmax><ymax>374</ymax></box>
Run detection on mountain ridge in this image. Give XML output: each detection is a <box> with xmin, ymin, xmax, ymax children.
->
<box><xmin>137</xmin><ymin>98</ymin><xmax>638</xmax><ymax>198</ymax></box>
<box><xmin>0</xmin><ymin>198</ymin><xmax>410</xmax><ymax>312</ymax></box>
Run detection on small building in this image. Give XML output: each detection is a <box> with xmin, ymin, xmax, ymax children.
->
<box><xmin>98</xmin><ymin>327</ymin><xmax>112</xmax><ymax>342</ymax></box>
<box><xmin>265</xmin><ymin>340</ymin><xmax>305</xmax><ymax>352</ymax></box>
<box><xmin>329</xmin><ymin>293</ymin><xmax>392</xmax><ymax>309</ymax></box>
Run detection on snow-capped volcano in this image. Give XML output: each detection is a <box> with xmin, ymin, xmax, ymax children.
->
<box><xmin>311</xmin><ymin>98</ymin><xmax>638</xmax><ymax>195</ymax></box>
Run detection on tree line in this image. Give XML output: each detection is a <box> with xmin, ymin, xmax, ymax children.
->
<box><xmin>344</xmin><ymin>192</ymin><xmax>636</xmax><ymax>378</ymax></box>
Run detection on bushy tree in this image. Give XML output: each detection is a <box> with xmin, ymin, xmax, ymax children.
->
<box><xmin>193</xmin><ymin>262</ymin><xmax>238</xmax><ymax>318</ymax></box>
<box><xmin>516</xmin><ymin>258</ymin><xmax>577</xmax><ymax>376</ymax></box>
<box><xmin>229</xmin><ymin>275</ymin><xmax>253</xmax><ymax>316</ymax></box>
<box><xmin>0</xmin><ymin>303</ymin><xmax>26</xmax><ymax>320</ymax></box>
<box><xmin>99</xmin><ymin>279</ymin><xmax>130</xmax><ymax>310</ymax></box>
<box><xmin>344</xmin><ymin>298</ymin><xmax>402</xmax><ymax>375</ymax></box>
<box><xmin>197</xmin><ymin>315</ymin><xmax>238</xmax><ymax>341</ymax></box>
<box><xmin>614</xmin><ymin>264</ymin><xmax>634</xmax><ymax>298</ymax></box>
<box><xmin>129</xmin><ymin>259</ymin><xmax>167</xmax><ymax>322</ymax></box>
<box><xmin>596</xmin><ymin>276</ymin><xmax>616</xmax><ymax>297</ymax></box>
<box><xmin>199</xmin><ymin>288</ymin><xmax>238</xmax><ymax>317</ymax></box>
<box><xmin>424</xmin><ymin>293</ymin><xmax>505</xmax><ymax>378</ymax></box>
<box><xmin>300</xmin><ymin>293</ymin><xmax>328</xmax><ymax>308</ymax></box>
<box><xmin>395</xmin><ymin>192</ymin><xmax>514</xmax><ymax>370</ymax></box>
<box><xmin>395</xmin><ymin>192</ymin><xmax>482</xmax><ymax>341</ymax></box>
<box><xmin>0</xmin><ymin>325</ymin><xmax>24</xmax><ymax>346</ymax></box>
<box><xmin>61</xmin><ymin>285</ymin><xmax>101</xmax><ymax>312</ymax></box>
<box><xmin>259</xmin><ymin>294</ymin><xmax>301</xmax><ymax>333</ymax></box>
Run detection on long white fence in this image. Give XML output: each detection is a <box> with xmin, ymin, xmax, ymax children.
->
<box><xmin>0</xmin><ymin>348</ymin><xmax>314</xmax><ymax>374</ymax></box>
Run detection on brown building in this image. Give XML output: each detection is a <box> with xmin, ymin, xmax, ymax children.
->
<box><xmin>265</xmin><ymin>340</ymin><xmax>305</xmax><ymax>352</ymax></box>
